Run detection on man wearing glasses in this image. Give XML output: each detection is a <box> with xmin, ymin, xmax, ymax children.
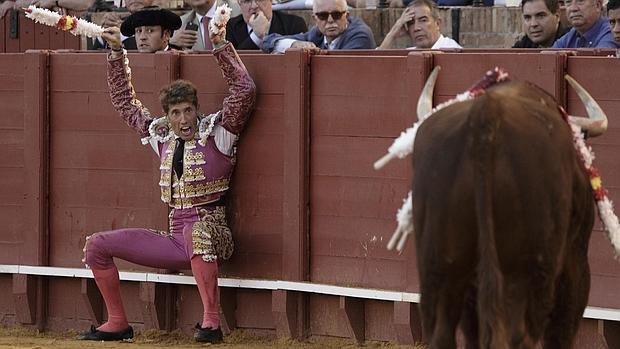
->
<box><xmin>261</xmin><ymin>0</ymin><xmax>376</xmax><ymax>53</ymax></box>
<box><xmin>552</xmin><ymin>0</ymin><xmax>617</xmax><ymax>48</ymax></box>
<box><xmin>226</xmin><ymin>0</ymin><xmax>307</xmax><ymax>49</ymax></box>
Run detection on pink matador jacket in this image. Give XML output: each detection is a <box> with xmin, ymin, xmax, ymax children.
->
<box><xmin>107</xmin><ymin>43</ymin><xmax>256</xmax><ymax>209</ymax></box>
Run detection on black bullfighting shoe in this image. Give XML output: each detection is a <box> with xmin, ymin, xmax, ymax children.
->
<box><xmin>194</xmin><ymin>323</ymin><xmax>223</xmax><ymax>343</ymax></box>
<box><xmin>76</xmin><ymin>325</ymin><xmax>134</xmax><ymax>341</ymax></box>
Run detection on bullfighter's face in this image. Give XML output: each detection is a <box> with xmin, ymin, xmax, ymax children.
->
<box><xmin>167</xmin><ymin>101</ymin><xmax>199</xmax><ymax>141</ymax></box>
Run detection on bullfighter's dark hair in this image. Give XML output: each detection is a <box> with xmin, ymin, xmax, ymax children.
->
<box><xmin>408</xmin><ymin>0</ymin><xmax>440</xmax><ymax>21</ymax></box>
<box><xmin>159</xmin><ymin>79</ymin><xmax>198</xmax><ymax>114</ymax></box>
<box><xmin>520</xmin><ymin>0</ymin><xmax>559</xmax><ymax>13</ymax></box>
<box><xmin>609</xmin><ymin>0</ymin><xmax>620</xmax><ymax>11</ymax></box>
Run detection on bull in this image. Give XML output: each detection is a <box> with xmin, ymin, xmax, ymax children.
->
<box><xmin>407</xmin><ymin>69</ymin><xmax>608</xmax><ymax>348</ymax></box>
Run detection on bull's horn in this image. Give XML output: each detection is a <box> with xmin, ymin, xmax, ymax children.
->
<box><xmin>417</xmin><ymin>66</ymin><xmax>441</xmax><ymax>121</ymax></box>
<box><xmin>565</xmin><ymin>74</ymin><xmax>608</xmax><ymax>137</ymax></box>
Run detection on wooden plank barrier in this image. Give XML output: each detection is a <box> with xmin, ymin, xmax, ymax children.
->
<box><xmin>0</xmin><ymin>49</ymin><xmax>618</xmax><ymax>347</ymax></box>
<box><xmin>0</xmin><ymin>10</ymin><xmax>81</xmax><ymax>53</ymax></box>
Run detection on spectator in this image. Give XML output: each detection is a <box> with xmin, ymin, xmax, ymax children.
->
<box><xmin>92</xmin><ymin>0</ymin><xmax>154</xmax><ymax>50</ymax></box>
<box><xmin>170</xmin><ymin>0</ymin><xmax>241</xmax><ymax>51</ymax></box>
<box><xmin>379</xmin><ymin>0</ymin><xmax>461</xmax><ymax>49</ymax></box>
<box><xmin>552</xmin><ymin>0</ymin><xmax>617</xmax><ymax>48</ymax></box>
<box><xmin>262</xmin><ymin>0</ymin><xmax>376</xmax><ymax>53</ymax></box>
<box><xmin>120</xmin><ymin>6</ymin><xmax>182</xmax><ymax>52</ymax></box>
<box><xmin>514</xmin><ymin>0</ymin><xmax>569</xmax><ymax>47</ymax></box>
<box><xmin>608</xmin><ymin>0</ymin><xmax>620</xmax><ymax>45</ymax></box>
<box><xmin>226</xmin><ymin>0</ymin><xmax>306</xmax><ymax>50</ymax></box>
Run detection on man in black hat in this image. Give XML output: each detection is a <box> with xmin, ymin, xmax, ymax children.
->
<box><xmin>120</xmin><ymin>6</ymin><xmax>182</xmax><ymax>52</ymax></box>
<box><xmin>91</xmin><ymin>0</ymin><xmax>154</xmax><ymax>50</ymax></box>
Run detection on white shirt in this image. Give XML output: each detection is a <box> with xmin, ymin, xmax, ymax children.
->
<box><xmin>409</xmin><ymin>34</ymin><xmax>462</xmax><ymax>49</ymax></box>
<box><xmin>273</xmin><ymin>35</ymin><xmax>342</xmax><ymax>53</ymax></box>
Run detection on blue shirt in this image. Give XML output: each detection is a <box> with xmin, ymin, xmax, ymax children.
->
<box><xmin>553</xmin><ymin>16</ymin><xmax>618</xmax><ymax>48</ymax></box>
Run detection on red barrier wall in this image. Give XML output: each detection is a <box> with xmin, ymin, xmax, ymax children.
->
<box><xmin>0</xmin><ymin>11</ymin><xmax>80</xmax><ymax>53</ymax></box>
<box><xmin>567</xmin><ymin>56</ymin><xmax>620</xmax><ymax>311</ymax></box>
<box><xmin>0</xmin><ymin>49</ymin><xmax>619</xmax><ymax>346</ymax></box>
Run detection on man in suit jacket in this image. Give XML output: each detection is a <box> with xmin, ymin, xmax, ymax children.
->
<box><xmin>261</xmin><ymin>0</ymin><xmax>375</xmax><ymax>53</ymax></box>
<box><xmin>170</xmin><ymin>0</ymin><xmax>241</xmax><ymax>51</ymax></box>
<box><xmin>226</xmin><ymin>0</ymin><xmax>307</xmax><ymax>50</ymax></box>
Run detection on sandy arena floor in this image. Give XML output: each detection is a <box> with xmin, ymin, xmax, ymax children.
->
<box><xmin>0</xmin><ymin>326</ymin><xmax>426</xmax><ymax>349</ymax></box>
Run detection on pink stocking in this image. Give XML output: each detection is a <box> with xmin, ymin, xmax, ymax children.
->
<box><xmin>191</xmin><ymin>256</ymin><xmax>220</xmax><ymax>329</ymax></box>
<box><xmin>91</xmin><ymin>266</ymin><xmax>129</xmax><ymax>332</ymax></box>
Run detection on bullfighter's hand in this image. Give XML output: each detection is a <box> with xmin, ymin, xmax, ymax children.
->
<box><xmin>170</xmin><ymin>29</ymin><xmax>198</xmax><ymax>49</ymax></box>
<box><xmin>248</xmin><ymin>11</ymin><xmax>270</xmax><ymax>39</ymax></box>
<box><xmin>209</xmin><ymin>23</ymin><xmax>226</xmax><ymax>48</ymax></box>
<box><xmin>0</xmin><ymin>1</ymin><xmax>15</xmax><ymax>18</ymax></box>
<box><xmin>102</xmin><ymin>26</ymin><xmax>122</xmax><ymax>51</ymax></box>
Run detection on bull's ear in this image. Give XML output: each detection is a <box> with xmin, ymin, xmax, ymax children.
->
<box><xmin>565</xmin><ymin>74</ymin><xmax>608</xmax><ymax>137</ymax></box>
<box><xmin>417</xmin><ymin>66</ymin><xmax>441</xmax><ymax>121</ymax></box>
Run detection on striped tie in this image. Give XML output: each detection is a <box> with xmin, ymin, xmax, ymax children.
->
<box><xmin>203</xmin><ymin>17</ymin><xmax>213</xmax><ymax>50</ymax></box>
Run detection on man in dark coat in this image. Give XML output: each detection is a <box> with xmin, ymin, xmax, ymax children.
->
<box><xmin>513</xmin><ymin>0</ymin><xmax>569</xmax><ymax>48</ymax></box>
<box><xmin>226</xmin><ymin>0</ymin><xmax>307</xmax><ymax>50</ymax></box>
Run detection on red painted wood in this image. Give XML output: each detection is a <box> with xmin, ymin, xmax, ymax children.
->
<box><xmin>566</xmin><ymin>56</ymin><xmax>620</xmax><ymax>310</ymax></box>
<box><xmin>49</xmin><ymin>28</ymin><xmax>64</xmax><ymax>49</ymax></box>
<box><xmin>18</xmin><ymin>13</ymin><xmax>35</xmax><ymax>52</ymax></box>
<box><xmin>0</xmin><ymin>15</ymin><xmax>5</xmax><ymax>53</ymax></box>
<box><xmin>63</xmin><ymin>31</ymin><xmax>80</xmax><ymax>50</ymax></box>
<box><xmin>281</xmin><ymin>49</ymin><xmax>310</xmax><ymax>285</ymax></box>
<box><xmin>0</xmin><ymin>51</ymin><xmax>618</xmax><ymax>346</ymax></box>
<box><xmin>33</xmin><ymin>24</ymin><xmax>50</xmax><ymax>50</ymax></box>
<box><xmin>0</xmin><ymin>55</ymin><xmax>24</xmax><ymax>265</ymax></box>
<box><xmin>23</xmin><ymin>51</ymin><xmax>48</xmax><ymax>266</ymax></box>
<box><xmin>433</xmin><ymin>53</ymin><xmax>565</xmax><ymax>102</ymax></box>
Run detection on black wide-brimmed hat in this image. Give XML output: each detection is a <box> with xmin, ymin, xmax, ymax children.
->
<box><xmin>120</xmin><ymin>6</ymin><xmax>182</xmax><ymax>36</ymax></box>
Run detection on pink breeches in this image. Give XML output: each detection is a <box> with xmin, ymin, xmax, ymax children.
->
<box><xmin>84</xmin><ymin>208</ymin><xmax>200</xmax><ymax>270</ymax></box>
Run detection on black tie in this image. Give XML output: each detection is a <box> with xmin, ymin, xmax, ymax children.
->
<box><xmin>173</xmin><ymin>139</ymin><xmax>185</xmax><ymax>179</ymax></box>
<box><xmin>577</xmin><ymin>35</ymin><xmax>587</xmax><ymax>48</ymax></box>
